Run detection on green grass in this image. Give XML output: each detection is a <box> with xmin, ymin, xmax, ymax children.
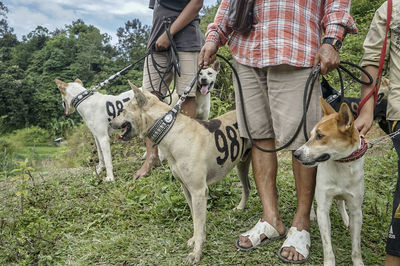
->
<box><xmin>0</xmin><ymin>124</ymin><xmax>395</xmax><ymax>265</ymax></box>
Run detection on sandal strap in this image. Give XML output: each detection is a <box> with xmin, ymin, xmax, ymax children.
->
<box><xmin>281</xmin><ymin>227</ymin><xmax>310</xmax><ymax>258</ymax></box>
<box><xmin>240</xmin><ymin>219</ymin><xmax>279</xmax><ymax>247</ymax></box>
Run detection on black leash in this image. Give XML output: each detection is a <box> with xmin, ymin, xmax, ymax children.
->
<box><xmin>146</xmin><ymin>64</ymin><xmax>204</xmax><ymax>145</ymax></box>
<box><xmin>93</xmin><ymin>18</ymin><xmax>180</xmax><ymax>106</ymax></box>
<box><xmin>146</xmin><ymin>18</ymin><xmax>181</xmax><ymax>105</ymax></box>
<box><xmin>217</xmin><ymin>54</ymin><xmax>373</xmax><ymax>153</ymax></box>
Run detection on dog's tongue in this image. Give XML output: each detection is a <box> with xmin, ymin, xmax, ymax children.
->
<box><xmin>117</xmin><ymin>126</ymin><xmax>128</xmax><ymax>140</ymax></box>
<box><xmin>200</xmin><ymin>85</ymin><xmax>209</xmax><ymax>95</ymax></box>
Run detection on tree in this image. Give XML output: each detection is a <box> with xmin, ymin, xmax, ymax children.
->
<box><xmin>116</xmin><ymin>19</ymin><xmax>150</xmax><ymax>61</ymax></box>
<box><xmin>0</xmin><ymin>1</ymin><xmax>17</xmax><ymax>48</ymax></box>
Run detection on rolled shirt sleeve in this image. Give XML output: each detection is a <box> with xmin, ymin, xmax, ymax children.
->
<box><xmin>322</xmin><ymin>0</ymin><xmax>358</xmax><ymax>41</ymax></box>
<box><xmin>205</xmin><ymin>0</ymin><xmax>232</xmax><ymax>47</ymax></box>
<box><xmin>361</xmin><ymin>2</ymin><xmax>390</xmax><ymax>69</ymax></box>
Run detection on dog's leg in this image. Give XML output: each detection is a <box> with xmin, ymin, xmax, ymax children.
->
<box><xmin>347</xmin><ymin>199</ymin><xmax>364</xmax><ymax>266</ymax></box>
<box><xmin>235</xmin><ymin>156</ymin><xmax>251</xmax><ymax>210</ymax></box>
<box><xmin>93</xmin><ymin>137</ymin><xmax>105</xmax><ymax>175</ymax></box>
<box><xmin>181</xmin><ymin>184</ymin><xmax>193</xmax><ymax>214</ymax></box>
<box><xmin>97</xmin><ymin>135</ymin><xmax>114</xmax><ymax>182</ymax></box>
<box><xmin>316</xmin><ymin>194</ymin><xmax>335</xmax><ymax>266</ymax></box>
<box><xmin>310</xmin><ymin>202</ymin><xmax>317</xmax><ymax>222</ymax></box>
<box><xmin>185</xmin><ymin>186</ymin><xmax>208</xmax><ymax>264</ymax></box>
<box><xmin>337</xmin><ymin>200</ymin><xmax>349</xmax><ymax>228</ymax></box>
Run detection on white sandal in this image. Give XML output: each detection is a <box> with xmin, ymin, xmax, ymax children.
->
<box><xmin>235</xmin><ymin>219</ymin><xmax>287</xmax><ymax>251</ymax></box>
<box><xmin>277</xmin><ymin>227</ymin><xmax>310</xmax><ymax>264</ymax></box>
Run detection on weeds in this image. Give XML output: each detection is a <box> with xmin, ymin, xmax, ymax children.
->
<box><xmin>0</xmin><ymin>123</ymin><xmax>395</xmax><ymax>265</ymax></box>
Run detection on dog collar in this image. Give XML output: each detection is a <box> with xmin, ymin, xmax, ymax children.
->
<box><xmin>335</xmin><ymin>137</ymin><xmax>367</xmax><ymax>163</ymax></box>
<box><xmin>71</xmin><ymin>90</ymin><xmax>94</xmax><ymax>108</ymax></box>
<box><xmin>146</xmin><ymin>108</ymin><xmax>179</xmax><ymax>145</ymax></box>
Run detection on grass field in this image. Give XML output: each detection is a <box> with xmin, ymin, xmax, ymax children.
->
<box><xmin>0</xmin><ymin>124</ymin><xmax>396</xmax><ymax>265</ymax></box>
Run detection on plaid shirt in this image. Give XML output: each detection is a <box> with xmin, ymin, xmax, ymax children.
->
<box><xmin>206</xmin><ymin>0</ymin><xmax>358</xmax><ymax>68</ymax></box>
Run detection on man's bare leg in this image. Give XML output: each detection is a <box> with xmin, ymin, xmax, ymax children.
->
<box><xmin>133</xmin><ymin>137</ymin><xmax>161</xmax><ymax>180</ymax></box>
<box><xmin>133</xmin><ymin>96</ymin><xmax>197</xmax><ymax>180</ymax></box>
<box><xmin>279</xmin><ymin>152</ymin><xmax>316</xmax><ymax>262</ymax></box>
<box><xmin>385</xmin><ymin>254</ymin><xmax>400</xmax><ymax>266</ymax></box>
<box><xmin>238</xmin><ymin>138</ymin><xmax>286</xmax><ymax>248</ymax></box>
<box><xmin>181</xmin><ymin>96</ymin><xmax>197</xmax><ymax>118</ymax></box>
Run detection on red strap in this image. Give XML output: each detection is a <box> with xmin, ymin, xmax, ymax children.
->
<box><xmin>357</xmin><ymin>0</ymin><xmax>392</xmax><ymax>115</ymax></box>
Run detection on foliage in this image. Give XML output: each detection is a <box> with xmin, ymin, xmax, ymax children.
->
<box><xmin>0</xmin><ymin>128</ymin><xmax>395</xmax><ymax>265</ymax></box>
<box><xmin>5</xmin><ymin>126</ymin><xmax>52</xmax><ymax>147</ymax></box>
<box><xmin>0</xmin><ymin>1</ymin><xmax>396</xmax><ymax>264</ymax></box>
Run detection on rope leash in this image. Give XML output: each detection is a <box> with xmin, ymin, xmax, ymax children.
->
<box><xmin>216</xmin><ymin>54</ymin><xmax>373</xmax><ymax>153</ymax></box>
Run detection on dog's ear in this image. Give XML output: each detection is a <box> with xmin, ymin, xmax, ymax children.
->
<box><xmin>74</xmin><ymin>79</ymin><xmax>83</xmax><ymax>86</ymax></box>
<box><xmin>337</xmin><ymin>102</ymin><xmax>354</xmax><ymax>131</ymax></box>
<box><xmin>320</xmin><ymin>96</ymin><xmax>336</xmax><ymax>116</ymax></box>
<box><xmin>55</xmin><ymin>79</ymin><xmax>68</xmax><ymax>95</ymax></box>
<box><xmin>213</xmin><ymin>60</ymin><xmax>220</xmax><ymax>73</ymax></box>
<box><xmin>128</xmin><ymin>80</ymin><xmax>147</xmax><ymax>108</ymax></box>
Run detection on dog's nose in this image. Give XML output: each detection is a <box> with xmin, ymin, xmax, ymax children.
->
<box><xmin>293</xmin><ymin>150</ymin><xmax>301</xmax><ymax>159</ymax></box>
<box><xmin>201</xmin><ymin>78</ymin><xmax>207</xmax><ymax>83</ymax></box>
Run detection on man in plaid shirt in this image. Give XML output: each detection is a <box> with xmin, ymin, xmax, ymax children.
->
<box><xmin>199</xmin><ymin>0</ymin><xmax>357</xmax><ymax>263</ymax></box>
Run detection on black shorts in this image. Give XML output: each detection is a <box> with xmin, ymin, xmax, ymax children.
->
<box><xmin>386</xmin><ymin>120</ymin><xmax>400</xmax><ymax>256</ymax></box>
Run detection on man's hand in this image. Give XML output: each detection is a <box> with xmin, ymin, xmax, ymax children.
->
<box><xmin>355</xmin><ymin>110</ymin><xmax>374</xmax><ymax>137</ymax></box>
<box><xmin>155</xmin><ymin>32</ymin><xmax>171</xmax><ymax>51</ymax></box>
<box><xmin>314</xmin><ymin>43</ymin><xmax>340</xmax><ymax>75</ymax></box>
<box><xmin>198</xmin><ymin>41</ymin><xmax>218</xmax><ymax>68</ymax></box>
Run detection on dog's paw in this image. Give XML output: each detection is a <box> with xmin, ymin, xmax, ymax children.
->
<box><xmin>184</xmin><ymin>252</ymin><xmax>201</xmax><ymax>264</ymax></box>
<box><xmin>234</xmin><ymin>202</ymin><xmax>246</xmax><ymax>210</ymax></box>
<box><xmin>104</xmin><ymin>176</ymin><xmax>114</xmax><ymax>182</ymax></box>
<box><xmin>187</xmin><ymin>237</ymin><xmax>195</xmax><ymax>248</ymax></box>
<box><xmin>94</xmin><ymin>165</ymin><xmax>105</xmax><ymax>175</ymax></box>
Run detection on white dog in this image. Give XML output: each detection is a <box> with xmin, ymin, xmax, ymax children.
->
<box><xmin>294</xmin><ymin>98</ymin><xmax>365</xmax><ymax>266</ymax></box>
<box><xmin>111</xmin><ymin>81</ymin><xmax>251</xmax><ymax>264</ymax></box>
<box><xmin>195</xmin><ymin>60</ymin><xmax>220</xmax><ymax>120</ymax></box>
<box><xmin>55</xmin><ymin>79</ymin><xmax>134</xmax><ymax>182</ymax></box>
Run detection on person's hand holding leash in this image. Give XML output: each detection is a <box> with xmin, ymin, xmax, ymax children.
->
<box><xmin>155</xmin><ymin>32</ymin><xmax>171</xmax><ymax>51</ymax></box>
<box><xmin>354</xmin><ymin>65</ymin><xmax>378</xmax><ymax>137</ymax></box>
<box><xmin>199</xmin><ymin>41</ymin><xmax>218</xmax><ymax>68</ymax></box>
<box><xmin>314</xmin><ymin>43</ymin><xmax>340</xmax><ymax>75</ymax></box>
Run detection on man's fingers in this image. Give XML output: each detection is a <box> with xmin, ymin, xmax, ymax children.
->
<box><xmin>198</xmin><ymin>49</ymin><xmax>205</xmax><ymax>66</ymax></box>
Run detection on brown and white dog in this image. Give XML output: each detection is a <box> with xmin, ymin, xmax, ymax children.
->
<box><xmin>294</xmin><ymin>98</ymin><xmax>365</xmax><ymax>266</ymax></box>
<box><xmin>111</xmin><ymin>81</ymin><xmax>251</xmax><ymax>264</ymax></box>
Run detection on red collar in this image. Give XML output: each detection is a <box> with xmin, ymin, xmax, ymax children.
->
<box><xmin>335</xmin><ymin>137</ymin><xmax>368</xmax><ymax>163</ymax></box>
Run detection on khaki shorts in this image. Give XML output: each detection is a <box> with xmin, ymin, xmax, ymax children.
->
<box><xmin>142</xmin><ymin>51</ymin><xmax>199</xmax><ymax>97</ymax></box>
<box><xmin>233</xmin><ymin>60</ymin><xmax>322</xmax><ymax>150</ymax></box>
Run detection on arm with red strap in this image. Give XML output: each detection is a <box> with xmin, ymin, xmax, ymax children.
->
<box><xmin>357</xmin><ymin>0</ymin><xmax>392</xmax><ymax>116</ymax></box>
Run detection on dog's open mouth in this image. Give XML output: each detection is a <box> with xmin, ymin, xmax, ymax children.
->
<box><xmin>199</xmin><ymin>81</ymin><xmax>214</xmax><ymax>95</ymax></box>
<box><xmin>117</xmin><ymin>122</ymin><xmax>132</xmax><ymax>141</ymax></box>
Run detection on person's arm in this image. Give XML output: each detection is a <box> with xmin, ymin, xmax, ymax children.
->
<box><xmin>314</xmin><ymin>0</ymin><xmax>358</xmax><ymax>74</ymax></box>
<box><xmin>355</xmin><ymin>2</ymin><xmax>390</xmax><ymax>136</ymax></box>
<box><xmin>155</xmin><ymin>0</ymin><xmax>203</xmax><ymax>51</ymax></box>
<box><xmin>355</xmin><ymin>65</ymin><xmax>378</xmax><ymax>136</ymax></box>
<box><xmin>198</xmin><ymin>0</ymin><xmax>231</xmax><ymax>67</ymax></box>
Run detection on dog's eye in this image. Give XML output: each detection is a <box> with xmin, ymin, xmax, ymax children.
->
<box><xmin>207</xmin><ymin>72</ymin><xmax>212</xmax><ymax>76</ymax></box>
<box><xmin>316</xmin><ymin>133</ymin><xmax>325</xmax><ymax>140</ymax></box>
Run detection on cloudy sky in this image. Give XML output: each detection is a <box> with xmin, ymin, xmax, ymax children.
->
<box><xmin>3</xmin><ymin>0</ymin><xmax>216</xmax><ymax>44</ymax></box>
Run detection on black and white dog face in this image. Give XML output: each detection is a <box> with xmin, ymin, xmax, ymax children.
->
<box><xmin>197</xmin><ymin>60</ymin><xmax>220</xmax><ymax>95</ymax></box>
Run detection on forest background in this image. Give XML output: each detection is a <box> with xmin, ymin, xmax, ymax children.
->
<box><xmin>0</xmin><ymin>0</ymin><xmax>394</xmax><ymax>265</ymax></box>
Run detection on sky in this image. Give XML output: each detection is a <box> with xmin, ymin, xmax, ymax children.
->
<box><xmin>3</xmin><ymin>0</ymin><xmax>216</xmax><ymax>44</ymax></box>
